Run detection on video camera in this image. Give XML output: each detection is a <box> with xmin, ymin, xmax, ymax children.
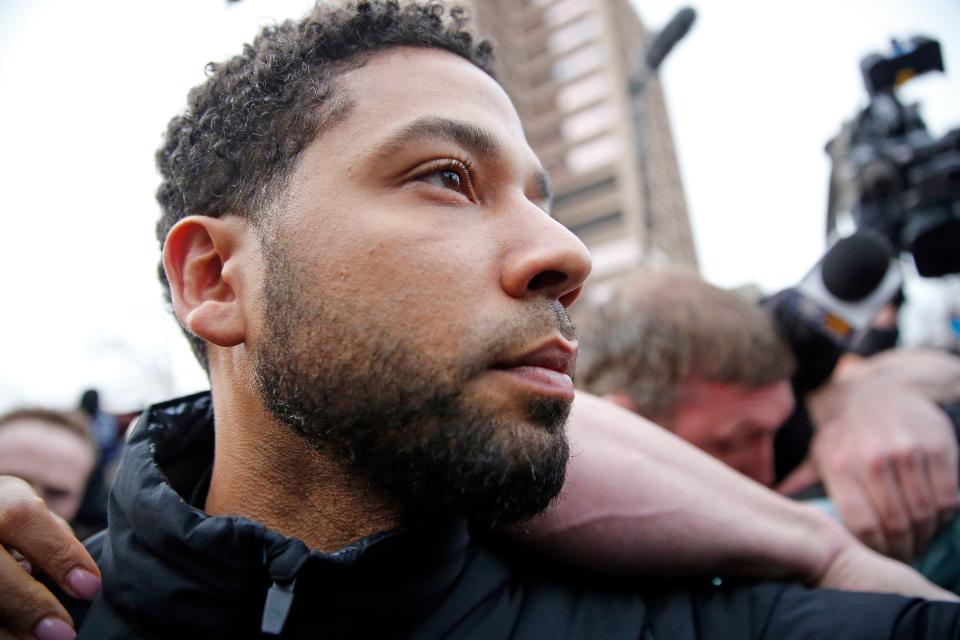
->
<box><xmin>826</xmin><ymin>36</ymin><xmax>960</xmax><ymax>277</ymax></box>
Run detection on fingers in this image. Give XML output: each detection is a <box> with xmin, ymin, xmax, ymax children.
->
<box><xmin>864</xmin><ymin>455</ymin><xmax>925</xmax><ymax>562</ymax></box>
<box><xmin>925</xmin><ymin>426</ymin><xmax>959</xmax><ymax>527</ymax></box>
<box><xmin>827</xmin><ymin>466</ymin><xmax>890</xmax><ymax>556</ymax></box>
<box><xmin>869</xmin><ymin>402</ymin><xmax>958</xmax><ymax>559</ymax></box>
<box><xmin>812</xmin><ymin>385</ymin><xmax>960</xmax><ymax>564</ymax></box>
<box><xmin>0</xmin><ymin>476</ymin><xmax>101</xmax><ymax>600</ymax></box>
<box><xmin>899</xmin><ymin>399</ymin><xmax>959</xmax><ymax>531</ymax></box>
<box><xmin>894</xmin><ymin>449</ymin><xmax>939</xmax><ymax>556</ymax></box>
<box><xmin>0</xmin><ymin>543</ymin><xmax>75</xmax><ymax>640</ymax></box>
<box><xmin>0</xmin><ymin>476</ymin><xmax>96</xmax><ymax>638</ymax></box>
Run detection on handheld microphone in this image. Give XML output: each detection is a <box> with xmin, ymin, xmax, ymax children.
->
<box><xmin>765</xmin><ymin>231</ymin><xmax>903</xmax><ymax>393</ymax></box>
<box><xmin>794</xmin><ymin>231</ymin><xmax>904</xmax><ymax>346</ymax></box>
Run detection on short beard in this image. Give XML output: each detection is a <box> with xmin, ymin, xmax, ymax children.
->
<box><xmin>253</xmin><ymin>247</ymin><xmax>573</xmax><ymax>528</ymax></box>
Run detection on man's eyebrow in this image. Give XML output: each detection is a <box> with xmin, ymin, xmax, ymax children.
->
<box><xmin>374</xmin><ymin>115</ymin><xmax>552</xmax><ymax>208</ymax></box>
<box><xmin>374</xmin><ymin>115</ymin><xmax>502</xmax><ymax>160</ymax></box>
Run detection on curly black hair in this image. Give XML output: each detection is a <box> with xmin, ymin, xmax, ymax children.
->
<box><xmin>155</xmin><ymin>0</ymin><xmax>495</xmax><ymax>371</ymax></box>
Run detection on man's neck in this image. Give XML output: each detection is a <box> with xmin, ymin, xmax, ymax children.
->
<box><xmin>204</xmin><ymin>377</ymin><xmax>400</xmax><ymax>552</ymax></box>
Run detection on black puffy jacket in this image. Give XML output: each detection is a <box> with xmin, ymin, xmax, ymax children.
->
<box><xmin>58</xmin><ymin>392</ymin><xmax>960</xmax><ymax>639</ymax></box>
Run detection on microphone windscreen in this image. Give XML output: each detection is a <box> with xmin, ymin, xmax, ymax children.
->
<box><xmin>820</xmin><ymin>232</ymin><xmax>894</xmax><ymax>301</ymax></box>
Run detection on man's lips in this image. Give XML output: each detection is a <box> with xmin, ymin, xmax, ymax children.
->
<box><xmin>490</xmin><ymin>340</ymin><xmax>578</xmax><ymax>399</ymax></box>
<box><xmin>493</xmin><ymin>341</ymin><xmax>578</xmax><ymax>376</ymax></box>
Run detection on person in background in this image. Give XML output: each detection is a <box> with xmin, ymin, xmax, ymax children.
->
<box><xmin>578</xmin><ymin>268</ymin><xmax>960</xmax><ymax>566</ymax></box>
<box><xmin>77</xmin><ymin>390</ymin><xmax>121</xmax><ymax>469</ymax></box>
<box><xmin>73</xmin><ymin>389</ymin><xmax>122</xmax><ymax>538</ymax></box>
<box><xmin>1</xmin><ymin>2</ymin><xmax>959</xmax><ymax>638</ymax></box>
<box><xmin>0</xmin><ymin>408</ymin><xmax>96</xmax><ymax>523</ymax></box>
<box><xmin>578</xmin><ymin>268</ymin><xmax>797</xmax><ymax>488</ymax></box>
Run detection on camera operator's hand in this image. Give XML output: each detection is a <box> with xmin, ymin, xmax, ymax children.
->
<box><xmin>0</xmin><ymin>475</ymin><xmax>100</xmax><ymax>640</ymax></box>
<box><xmin>805</xmin><ymin>355</ymin><xmax>959</xmax><ymax>562</ymax></box>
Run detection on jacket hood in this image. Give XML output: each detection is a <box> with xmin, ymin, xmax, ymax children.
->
<box><xmin>93</xmin><ymin>391</ymin><xmax>472</xmax><ymax>637</ymax></box>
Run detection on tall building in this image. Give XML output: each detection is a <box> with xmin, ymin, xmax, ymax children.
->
<box><xmin>468</xmin><ymin>0</ymin><xmax>699</xmax><ymax>290</ymax></box>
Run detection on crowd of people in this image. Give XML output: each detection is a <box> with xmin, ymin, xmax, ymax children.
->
<box><xmin>1</xmin><ymin>1</ymin><xmax>959</xmax><ymax>638</ymax></box>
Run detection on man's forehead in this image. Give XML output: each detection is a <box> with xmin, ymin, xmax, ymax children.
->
<box><xmin>336</xmin><ymin>47</ymin><xmax>529</xmax><ymax>151</ymax></box>
<box><xmin>685</xmin><ymin>379</ymin><xmax>787</xmax><ymax>407</ymax></box>
<box><xmin>0</xmin><ymin>419</ymin><xmax>90</xmax><ymax>452</ymax></box>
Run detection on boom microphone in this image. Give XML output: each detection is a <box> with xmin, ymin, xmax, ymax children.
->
<box><xmin>645</xmin><ymin>7</ymin><xmax>697</xmax><ymax>72</ymax></box>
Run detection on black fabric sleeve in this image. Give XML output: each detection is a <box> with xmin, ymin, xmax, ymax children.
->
<box><xmin>643</xmin><ymin>580</ymin><xmax>960</xmax><ymax>640</ymax></box>
<box><xmin>774</xmin><ymin>391</ymin><xmax>815</xmax><ymax>483</ymax></box>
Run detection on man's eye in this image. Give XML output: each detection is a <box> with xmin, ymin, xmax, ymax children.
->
<box><xmin>412</xmin><ymin>159</ymin><xmax>476</xmax><ymax>199</ymax></box>
<box><xmin>421</xmin><ymin>168</ymin><xmax>464</xmax><ymax>192</ymax></box>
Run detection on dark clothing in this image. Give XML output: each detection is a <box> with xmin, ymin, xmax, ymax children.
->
<box><xmin>60</xmin><ymin>392</ymin><xmax>960</xmax><ymax>639</ymax></box>
<box><xmin>773</xmin><ymin>388</ymin><xmax>816</xmax><ymax>483</ymax></box>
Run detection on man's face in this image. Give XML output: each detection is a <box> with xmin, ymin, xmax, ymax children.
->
<box><xmin>0</xmin><ymin>419</ymin><xmax>94</xmax><ymax>520</ymax></box>
<box><xmin>667</xmin><ymin>379</ymin><xmax>795</xmax><ymax>486</ymax></box>
<box><xmin>249</xmin><ymin>48</ymin><xmax>592</xmax><ymax>525</ymax></box>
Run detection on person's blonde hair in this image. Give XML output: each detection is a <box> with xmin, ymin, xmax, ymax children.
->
<box><xmin>578</xmin><ymin>269</ymin><xmax>795</xmax><ymax>420</ymax></box>
<box><xmin>0</xmin><ymin>407</ymin><xmax>96</xmax><ymax>453</ymax></box>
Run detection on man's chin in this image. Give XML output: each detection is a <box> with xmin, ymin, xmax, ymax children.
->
<box><xmin>398</xmin><ymin>437</ymin><xmax>570</xmax><ymax>528</ymax></box>
<box><xmin>370</xmin><ymin>389</ymin><xmax>572</xmax><ymax>527</ymax></box>
<box><xmin>466</xmin><ymin>376</ymin><xmax>573</xmax><ymax>436</ymax></box>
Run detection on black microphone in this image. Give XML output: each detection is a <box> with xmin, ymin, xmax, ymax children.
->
<box><xmin>764</xmin><ymin>231</ymin><xmax>903</xmax><ymax>393</ymax></box>
<box><xmin>820</xmin><ymin>232</ymin><xmax>893</xmax><ymax>303</ymax></box>
<box><xmin>645</xmin><ymin>8</ymin><xmax>697</xmax><ymax>72</ymax></box>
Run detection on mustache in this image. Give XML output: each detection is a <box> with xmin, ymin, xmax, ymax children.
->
<box><xmin>503</xmin><ymin>300</ymin><xmax>577</xmax><ymax>348</ymax></box>
<box><xmin>549</xmin><ymin>300</ymin><xmax>577</xmax><ymax>341</ymax></box>
<box><xmin>462</xmin><ymin>300</ymin><xmax>577</xmax><ymax>378</ymax></box>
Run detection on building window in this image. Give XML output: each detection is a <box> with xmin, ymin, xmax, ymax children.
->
<box><xmin>552</xmin><ymin>175</ymin><xmax>618</xmax><ymax>211</ymax></box>
<box><xmin>556</xmin><ymin>73</ymin><xmax>610</xmax><ymax>112</ymax></box>
<box><xmin>547</xmin><ymin>15</ymin><xmax>598</xmax><ymax>55</ymax></box>
<box><xmin>567</xmin><ymin>210</ymin><xmax>624</xmax><ymax>238</ymax></box>
<box><xmin>561</xmin><ymin>102</ymin><xmax>615</xmax><ymax>143</ymax></box>
<box><xmin>566</xmin><ymin>134</ymin><xmax>621</xmax><ymax>174</ymax></box>
<box><xmin>551</xmin><ymin>44</ymin><xmax>604</xmax><ymax>82</ymax></box>
<box><xmin>544</xmin><ymin>0</ymin><xmax>591</xmax><ymax>27</ymax></box>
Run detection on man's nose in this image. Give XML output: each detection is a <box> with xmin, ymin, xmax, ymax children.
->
<box><xmin>499</xmin><ymin>210</ymin><xmax>592</xmax><ymax>308</ymax></box>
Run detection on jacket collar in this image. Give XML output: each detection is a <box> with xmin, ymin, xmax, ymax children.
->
<box><xmin>98</xmin><ymin>391</ymin><xmax>471</xmax><ymax>636</ymax></box>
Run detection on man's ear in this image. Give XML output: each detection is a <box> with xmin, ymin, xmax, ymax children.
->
<box><xmin>602</xmin><ymin>392</ymin><xmax>638</xmax><ymax>413</ymax></box>
<box><xmin>162</xmin><ymin>215</ymin><xmax>251</xmax><ymax>348</ymax></box>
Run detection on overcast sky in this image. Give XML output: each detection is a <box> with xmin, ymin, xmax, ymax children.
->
<box><xmin>0</xmin><ymin>0</ymin><xmax>957</xmax><ymax>411</ymax></box>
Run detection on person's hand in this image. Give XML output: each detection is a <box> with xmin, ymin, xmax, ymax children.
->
<box><xmin>807</xmin><ymin>377</ymin><xmax>958</xmax><ymax>562</ymax></box>
<box><xmin>815</xmin><ymin>531</ymin><xmax>958</xmax><ymax>602</ymax></box>
<box><xmin>0</xmin><ymin>475</ymin><xmax>101</xmax><ymax>640</ymax></box>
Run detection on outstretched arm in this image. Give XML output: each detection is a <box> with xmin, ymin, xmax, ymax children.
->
<box><xmin>511</xmin><ymin>391</ymin><xmax>955</xmax><ymax>600</ymax></box>
<box><xmin>0</xmin><ymin>390</ymin><xmax>955</xmax><ymax>638</ymax></box>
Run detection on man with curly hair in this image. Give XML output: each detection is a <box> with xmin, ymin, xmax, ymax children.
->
<box><xmin>12</xmin><ymin>1</ymin><xmax>960</xmax><ymax>637</ymax></box>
